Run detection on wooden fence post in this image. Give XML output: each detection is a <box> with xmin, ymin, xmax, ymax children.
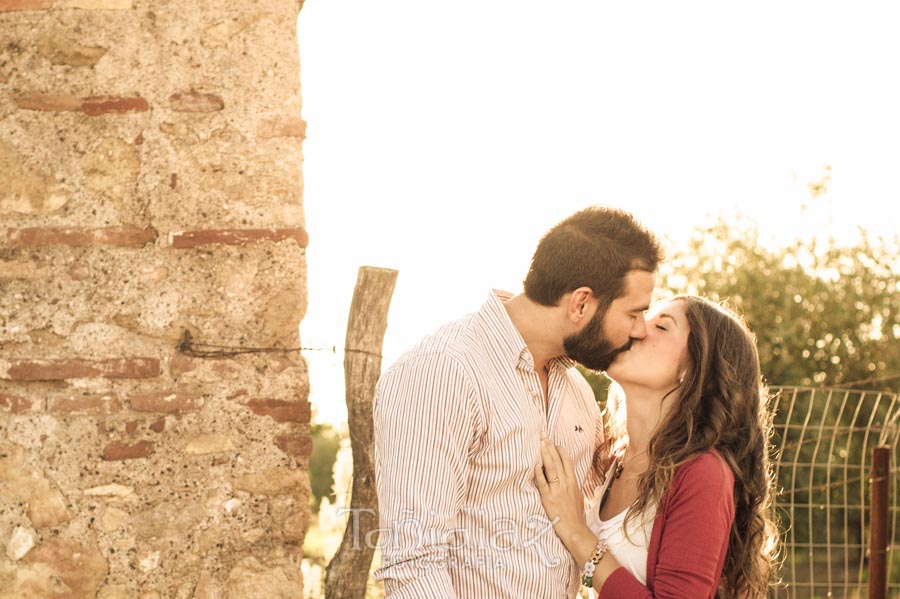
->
<box><xmin>324</xmin><ymin>266</ymin><xmax>398</xmax><ymax>599</ymax></box>
<box><xmin>869</xmin><ymin>445</ymin><xmax>890</xmax><ymax>599</ymax></box>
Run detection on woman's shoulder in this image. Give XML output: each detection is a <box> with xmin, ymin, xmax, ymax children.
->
<box><xmin>657</xmin><ymin>449</ymin><xmax>736</xmax><ymax>518</ymax></box>
<box><xmin>673</xmin><ymin>448</ymin><xmax>735</xmax><ymax>491</ymax></box>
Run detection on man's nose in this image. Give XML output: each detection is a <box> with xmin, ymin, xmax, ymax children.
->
<box><xmin>631</xmin><ymin>316</ymin><xmax>648</xmax><ymax>339</ymax></box>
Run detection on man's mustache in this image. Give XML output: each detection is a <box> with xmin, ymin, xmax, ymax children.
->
<box><xmin>610</xmin><ymin>338</ymin><xmax>634</xmax><ymax>358</ymax></box>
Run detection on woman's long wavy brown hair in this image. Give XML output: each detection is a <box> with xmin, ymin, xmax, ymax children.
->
<box><xmin>595</xmin><ymin>295</ymin><xmax>780</xmax><ymax>598</ymax></box>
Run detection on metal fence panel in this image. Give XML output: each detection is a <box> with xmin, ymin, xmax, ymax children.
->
<box><xmin>769</xmin><ymin>386</ymin><xmax>900</xmax><ymax>599</ymax></box>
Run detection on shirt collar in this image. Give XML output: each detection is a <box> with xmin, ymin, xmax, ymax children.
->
<box><xmin>481</xmin><ymin>290</ymin><xmax>577</xmax><ymax>373</ymax></box>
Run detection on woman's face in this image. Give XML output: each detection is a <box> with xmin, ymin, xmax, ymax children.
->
<box><xmin>606</xmin><ymin>298</ymin><xmax>691</xmax><ymax>392</ymax></box>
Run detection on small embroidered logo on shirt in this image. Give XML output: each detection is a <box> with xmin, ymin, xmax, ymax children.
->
<box><xmin>574</xmin><ymin>425</ymin><xmax>584</xmax><ymax>432</ymax></box>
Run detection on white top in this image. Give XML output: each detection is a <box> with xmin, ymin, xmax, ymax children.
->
<box><xmin>584</xmin><ymin>463</ymin><xmax>656</xmax><ymax>585</ymax></box>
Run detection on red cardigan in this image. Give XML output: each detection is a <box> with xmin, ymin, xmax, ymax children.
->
<box><xmin>599</xmin><ymin>450</ymin><xmax>735</xmax><ymax>599</ymax></box>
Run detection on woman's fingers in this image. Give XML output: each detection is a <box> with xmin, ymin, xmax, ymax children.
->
<box><xmin>534</xmin><ymin>462</ymin><xmax>549</xmax><ymax>494</ymax></box>
<box><xmin>535</xmin><ymin>437</ymin><xmax>588</xmax><ymax>536</ymax></box>
<box><xmin>541</xmin><ymin>436</ymin><xmax>563</xmax><ymax>472</ymax></box>
<box><xmin>559</xmin><ymin>445</ymin><xmax>576</xmax><ymax>480</ymax></box>
<box><xmin>540</xmin><ymin>436</ymin><xmax>564</xmax><ymax>483</ymax></box>
<box><xmin>556</xmin><ymin>447</ymin><xmax>585</xmax><ymax>513</ymax></box>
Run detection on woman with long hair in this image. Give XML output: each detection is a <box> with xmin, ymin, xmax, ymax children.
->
<box><xmin>536</xmin><ymin>295</ymin><xmax>779</xmax><ymax>598</ymax></box>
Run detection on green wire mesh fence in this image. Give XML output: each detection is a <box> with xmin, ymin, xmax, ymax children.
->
<box><xmin>769</xmin><ymin>386</ymin><xmax>899</xmax><ymax>599</ymax></box>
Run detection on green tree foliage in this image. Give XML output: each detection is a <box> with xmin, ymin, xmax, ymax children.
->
<box><xmin>576</xmin><ymin>365</ymin><xmax>611</xmax><ymax>408</ymax></box>
<box><xmin>309</xmin><ymin>423</ymin><xmax>341</xmax><ymax>513</ymax></box>
<box><xmin>659</xmin><ymin>217</ymin><xmax>900</xmax><ymax>390</ymax></box>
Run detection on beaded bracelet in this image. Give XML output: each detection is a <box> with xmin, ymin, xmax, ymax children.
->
<box><xmin>581</xmin><ymin>540</ymin><xmax>608</xmax><ymax>587</ymax></box>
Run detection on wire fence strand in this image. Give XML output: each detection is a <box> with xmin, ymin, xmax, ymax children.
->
<box><xmin>769</xmin><ymin>386</ymin><xmax>900</xmax><ymax>599</ymax></box>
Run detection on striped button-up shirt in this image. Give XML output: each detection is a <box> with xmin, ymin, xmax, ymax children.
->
<box><xmin>373</xmin><ymin>290</ymin><xmax>604</xmax><ymax>598</ymax></box>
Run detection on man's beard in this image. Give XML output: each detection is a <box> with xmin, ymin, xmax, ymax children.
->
<box><xmin>563</xmin><ymin>307</ymin><xmax>633</xmax><ymax>371</ymax></box>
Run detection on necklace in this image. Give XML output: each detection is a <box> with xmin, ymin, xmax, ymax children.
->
<box><xmin>599</xmin><ymin>457</ymin><xmax>621</xmax><ymax>512</ymax></box>
<box><xmin>600</xmin><ymin>447</ymin><xmax>650</xmax><ymax>514</ymax></box>
<box><xmin>614</xmin><ymin>447</ymin><xmax>649</xmax><ymax>479</ymax></box>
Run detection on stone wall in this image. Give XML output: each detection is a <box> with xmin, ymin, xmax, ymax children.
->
<box><xmin>0</xmin><ymin>1</ymin><xmax>311</xmax><ymax>597</ymax></box>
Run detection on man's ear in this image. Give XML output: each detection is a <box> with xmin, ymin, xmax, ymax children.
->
<box><xmin>567</xmin><ymin>286</ymin><xmax>595</xmax><ymax>323</ymax></box>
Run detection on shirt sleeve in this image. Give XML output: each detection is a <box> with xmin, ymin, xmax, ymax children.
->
<box><xmin>372</xmin><ymin>352</ymin><xmax>481</xmax><ymax>599</ymax></box>
<box><xmin>599</xmin><ymin>453</ymin><xmax>735</xmax><ymax>599</ymax></box>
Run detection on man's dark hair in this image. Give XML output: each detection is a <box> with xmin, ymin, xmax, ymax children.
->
<box><xmin>523</xmin><ymin>206</ymin><xmax>664</xmax><ymax>307</ymax></box>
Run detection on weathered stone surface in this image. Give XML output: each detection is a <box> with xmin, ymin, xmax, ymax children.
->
<box><xmin>13</xmin><ymin>94</ymin><xmax>82</xmax><ymax>111</ymax></box>
<box><xmin>81</xmin><ymin>95</ymin><xmax>149</xmax><ymax>116</ymax></box>
<box><xmin>129</xmin><ymin>391</ymin><xmax>202</xmax><ymax>413</ymax></box>
<box><xmin>0</xmin><ymin>0</ymin><xmax>53</xmax><ymax>10</ymax></box>
<box><xmin>158</xmin><ymin>120</ymin><xmax>191</xmax><ymax>139</ymax></box>
<box><xmin>0</xmin><ymin>140</ymin><xmax>68</xmax><ymax>215</ymax></box>
<box><xmin>184</xmin><ymin>433</ymin><xmax>232</xmax><ymax>455</ymax></box>
<box><xmin>138</xmin><ymin>549</ymin><xmax>160</xmax><ymax>572</ymax></box>
<box><xmin>27</xmin><ymin>329</ymin><xmax>67</xmax><ymax>347</ymax></box>
<box><xmin>241</xmin><ymin>527</ymin><xmax>265</xmax><ymax>544</ymax></box>
<box><xmin>97</xmin><ymin>585</ymin><xmax>129</xmax><ymax>599</ymax></box>
<box><xmin>246</xmin><ymin>398</ymin><xmax>310</xmax><ymax>423</ymax></box>
<box><xmin>2</xmin><ymin>2</ymin><xmax>311</xmax><ymax>594</ymax></box>
<box><xmin>62</xmin><ymin>0</ymin><xmax>132</xmax><ymax>8</ymax></box>
<box><xmin>192</xmin><ymin>570</ymin><xmax>223</xmax><ymax>599</ymax></box>
<box><xmin>6</xmin><ymin>525</ymin><xmax>35</xmax><ymax>561</ymax></box>
<box><xmin>282</xmin><ymin>509</ymin><xmax>308</xmax><ymax>541</ymax></box>
<box><xmin>4</xmin><ymin>358</ymin><xmax>160</xmax><ymax>381</ymax></box>
<box><xmin>83</xmin><ymin>138</ymin><xmax>142</xmax><ymax>201</ymax></box>
<box><xmin>131</xmin><ymin>501</ymin><xmax>205</xmax><ymax>542</ymax></box>
<box><xmin>169</xmin><ymin>92</ymin><xmax>225</xmax><ymax>113</ymax></box>
<box><xmin>48</xmin><ymin>394</ymin><xmax>123</xmax><ymax>415</ymax></box>
<box><xmin>261</xmin><ymin>289</ymin><xmax>305</xmax><ymax>343</ymax></box>
<box><xmin>37</xmin><ymin>35</ymin><xmax>107</xmax><ymax>66</ymax></box>
<box><xmin>168</xmin><ymin>354</ymin><xmax>200</xmax><ymax>377</ymax></box>
<box><xmin>169</xmin><ymin>228</ymin><xmax>309</xmax><ymax>248</ymax></box>
<box><xmin>274</xmin><ymin>432</ymin><xmax>312</xmax><ymax>457</ymax></box>
<box><xmin>0</xmin><ymin>260</ymin><xmax>50</xmax><ymax>280</ymax></box>
<box><xmin>0</xmin><ymin>393</ymin><xmax>33</xmax><ymax>414</ymax></box>
<box><xmin>225</xmin><ymin>557</ymin><xmax>304</xmax><ymax>599</ymax></box>
<box><xmin>0</xmin><ymin>538</ymin><xmax>107</xmax><ymax>597</ymax></box>
<box><xmin>201</xmin><ymin>15</ymin><xmax>261</xmax><ymax>49</ymax></box>
<box><xmin>22</xmin><ymin>537</ymin><xmax>108</xmax><ymax>597</ymax></box>
<box><xmin>99</xmin><ymin>506</ymin><xmax>129</xmax><ymax>532</ymax></box>
<box><xmin>257</xmin><ymin>115</ymin><xmax>307</xmax><ymax>139</ymax></box>
<box><xmin>0</xmin><ymin>446</ymin><xmax>72</xmax><ymax>529</ymax></box>
<box><xmin>22</xmin><ymin>331</ymin><xmax>66</xmax><ymax>353</ymax></box>
<box><xmin>14</xmin><ymin>94</ymin><xmax>148</xmax><ymax>115</ymax></box>
<box><xmin>232</xmin><ymin>467</ymin><xmax>305</xmax><ymax>496</ymax></box>
<box><xmin>5</xmin><ymin>226</ymin><xmax>157</xmax><ymax>248</ymax></box>
<box><xmin>83</xmin><ymin>484</ymin><xmax>136</xmax><ymax>499</ymax></box>
<box><xmin>101</xmin><ymin>440</ymin><xmax>155</xmax><ymax>461</ymax></box>
<box><xmin>26</xmin><ymin>487</ymin><xmax>72</xmax><ymax>529</ymax></box>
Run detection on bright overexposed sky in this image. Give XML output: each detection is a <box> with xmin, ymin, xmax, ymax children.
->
<box><xmin>296</xmin><ymin>1</ymin><xmax>900</xmax><ymax>426</ymax></box>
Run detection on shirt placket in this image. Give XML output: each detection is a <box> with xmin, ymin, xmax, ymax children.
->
<box><xmin>517</xmin><ymin>353</ymin><xmax>578</xmax><ymax>597</ymax></box>
<box><xmin>517</xmin><ymin>352</ymin><xmax>547</xmax><ymax>431</ymax></box>
<box><xmin>545</xmin><ymin>363</ymin><xmax>567</xmax><ymax>436</ymax></box>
